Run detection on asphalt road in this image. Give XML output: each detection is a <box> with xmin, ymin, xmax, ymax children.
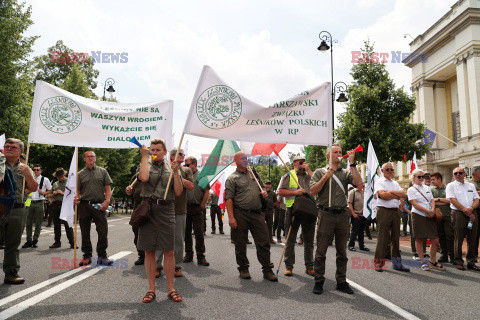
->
<box><xmin>0</xmin><ymin>211</ymin><xmax>478</xmax><ymax>320</ymax></box>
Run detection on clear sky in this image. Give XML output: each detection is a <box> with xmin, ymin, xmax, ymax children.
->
<box><xmin>24</xmin><ymin>0</ymin><xmax>455</xmax><ymax>161</ymax></box>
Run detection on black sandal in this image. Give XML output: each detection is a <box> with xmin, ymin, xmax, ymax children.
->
<box><xmin>429</xmin><ymin>261</ymin><xmax>445</xmax><ymax>270</ymax></box>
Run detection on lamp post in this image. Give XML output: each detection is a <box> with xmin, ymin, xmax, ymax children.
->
<box><xmin>102</xmin><ymin>78</ymin><xmax>115</xmax><ymax>101</ymax></box>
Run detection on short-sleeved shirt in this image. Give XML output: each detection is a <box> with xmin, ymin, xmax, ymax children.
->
<box><xmin>187</xmin><ymin>170</ymin><xmax>208</xmax><ymax>205</ymax></box>
<box><xmin>210</xmin><ymin>191</ymin><xmax>219</xmax><ymax>206</ymax></box>
<box><xmin>175</xmin><ymin>166</ymin><xmax>193</xmax><ymax>214</ymax></box>
<box><xmin>277</xmin><ymin>194</ymin><xmax>286</xmax><ymax>210</ymax></box>
<box><xmin>471</xmin><ymin>179</ymin><xmax>480</xmax><ymax>193</ymax></box>
<box><xmin>51</xmin><ymin>179</ymin><xmax>67</xmax><ymax>202</ymax></box>
<box><xmin>139</xmin><ymin>161</ymin><xmax>177</xmax><ymax>201</ymax></box>
<box><xmin>225</xmin><ymin>168</ymin><xmax>263</xmax><ymax>211</ymax></box>
<box><xmin>407</xmin><ymin>184</ymin><xmax>433</xmax><ymax>217</ymax></box>
<box><xmin>6</xmin><ymin>159</ymin><xmax>33</xmax><ymax>204</ymax></box>
<box><xmin>375</xmin><ymin>176</ymin><xmax>403</xmax><ymax>208</ymax></box>
<box><xmin>265</xmin><ymin>190</ymin><xmax>277</xmax><ymax>211</ymax></box>
<box><xmin>431</xmin><ymin>185</ymin><xmax>450</xmax><ymax>217</ymax></box>
<box><xmin>78</xmin><ymin>165</ymin><xmax>113</xmax><ymax>202</ymax></box>
<box><xmin>446</xmin><ymin>180</ymin><xmax>480</xmax><ymax>210</ymax></box>
<box><xmin>279</xmin><ymin>171</ymin><xmax>311</xmax><ymax>192</ymax></box>
<box><xmin>348</xmin><ymin>188</ymin><xmax>364</xmax><ymax>215</ymax></box>
<box><xmin>32</xmin><ymin>175</ymin><xmax>52</xmax><ymax>201</ymax></box>
<box><xmin>310</xmin><ymin>167</ymin><xmax>353</xmax><ymax>209</ymax></box>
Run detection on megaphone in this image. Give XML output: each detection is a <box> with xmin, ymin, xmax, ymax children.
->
<box><xmin>343</xmin><ymin>144</ymin><xmax>363</xmax><ymax>158</ymax></box>
<box><xmin>129</xmin><ymin>136</ymin><xmax>156</xmax><ymax>160</ymax></box>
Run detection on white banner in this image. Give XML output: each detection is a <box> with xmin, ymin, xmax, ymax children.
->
<box><xmin>363</xmin><ymin>140</ymin><xmax>381</xmax><ymax>219</ymax></box>
<box><xmin>60</xmin><ymin>148</ymin><xmax>77</xmax><ymax>228</ymax></box>
<box><xmin>183</xmin><ymin>66</ymin><xmax>332</xmax><ymax>146</ymax></box>
<box><xmin>28</xmin><ymin>81</ymin><xmax>173</xmax><ymax>148</ymax></box>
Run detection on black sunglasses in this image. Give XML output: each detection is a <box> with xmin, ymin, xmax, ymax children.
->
<box><xmin>384</xmin><ymin>168</ymin><xmax>394</xmax><ymax>172</ymax></box>
<box><xmin>454</xmin><ymin>172</ymin><xmax>465</xmax><ymax>175</ymax></box>
<box><xmin>184</xmin><ymin>164</ymin><xmax>191</xmax><ymax>167</ymax></box>
<box><xmin>416</xmin><ymin>175</ymin><xmax>424</xmax><ymax>179</ymax></box>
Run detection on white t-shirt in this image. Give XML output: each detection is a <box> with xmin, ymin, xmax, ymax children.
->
<box><xmin>32</xmin><ymin>175</ymin><xmax>52</xmax><ymax>201</ymax></box>
<box><xmin>407</xmin><ymin>184</ymin><xmax>433</xmax><ymax>217</ymax></box>
<box><xmin>445</xmin><ymin>180</ymin><xmax>480</xmax><ymax>210</ymax></box>
<box><xmin>374</xmin><ymin>176</ymin><xmax>403</xmax><ymax>208</ymax></box>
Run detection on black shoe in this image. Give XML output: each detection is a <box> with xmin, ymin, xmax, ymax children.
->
<box><xmin>336</xmin><ymin>282</ymin><xmax>354</xmax><ymax>294</ymax></box>
<box><xmin>198</xmin><ymin>259</ymin><xmax>210</xmax><ymax>266</ymax></box>
<box><xmin>79</xmin><ymin>257</ymin><xmax>92</xmax><ymax>266</ymax></box>
<box><xmin>368</xmin><ymin>236</ymin><xmax>372</xmax><ymax>240</ymax></box>
<box><xmin>22</xmin><ymin>241</ymin><xmax>32</xmax><ymax>248</ymax></box>
<box><xmin>219</xmin><ymin>230</ymin><xmax>224</xmax><ymax>234</ymax></box>
<box><xmin>211</xmin><ymin>230</ymin><xmax>216</xmax><ymax>234</ymax></box>
<box><xmin>4</xmin><ymin>271</ymin><xmax>25</xmax><ymax>285</ymax></box>
<box><xmin>49</xmin><ymin>243</ymin><xmax>61</xmax><ymax>249</ymax></box>
<box><xmin>269</xmin><ymin>261</ymin><xmax>274</xmax><ymax>269</ymax></box>
<box><xmin>247</xmin><ymin>240</ymin><xmax>252</xmax><ymax>244</ymax></box>
<box><xmin>183</xmin><ymin>256</ymin><xmax>193</xmax><ymax>263</ymax></box>
<box><xmin>359</xmin><ymin>247</ymin><xmax>370</xmax><ymax>252</ymax></box>
<box><xmin>263</xmin><ymin>269</ymin><xmax>278</xmax><ymax>282</ymax></box>
<box><xmin>393</xmin><ymin>265</ymin><xmax>410</xmax><ymax>272</ymax></box>
<box><xmin>239</xmin><ymin>269</ymin><xmax>251</xmax><ymax>279</ymax></box>
<box><xmin>46</xmin><ymin>224</ymin><xmax>52</xmax><ymax>228</ymax></box>
<box><xmin>313</xmin><ymin>281</ymin><xmax>324</xmax><ymax>294</ymax></box>
<box><xmin>97</xmin><ymin>257</ymin><xmax>113</xmax><ymax>266</ymax></box>
<box><xmin>348</xmin><ymin>247</ymin><xmax>356</xmax><ymax>252</ymax></box>
<box><xmin>70</xmin><ymin>244</ymin><xmax>79</xmax><ymax>249</ymax></box>
<box><xmin>134</xmin><ymin>257</ymin><xmax>145</xmax><ymax>265</ymax></box>
<box><xmin>438</xmin><ymin>255</ymin><xmax>449</xmax><ymax>263</ymax></box>
<box><xmin>32</xmin><ymin>240</ymin><xmax>38</xmax><ymax>248</ymax></box>
<box><xmin>467</xmin><ymin>264</ymin><xmax>480</xmax><ymax>271</ymax></box>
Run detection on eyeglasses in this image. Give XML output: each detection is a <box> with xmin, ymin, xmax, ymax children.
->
<box><xmin>33</xmin><ymin>169</ymin><xmax>41</xmax><ymax>172</ymax></box>
<box><xmin>177</xmin><ymin>153</ymin><xmax>185</xmax><ymax>156</ymax></box>
<box><xmin>416</xmin><ymin>175</ymin><xmax>424</xmax><ymax>179</ymax></box>
<box><xmin>184</xmin><ymin>163</ymin><xmax>191</xmax><ymax>167</ymax></box>
<box><xmin>384</xmin><ymin>168</ymin><xmax>394</xmax><ymax>172</ymax></box>
<box><xmin>85</xmin><ymin>156</ymin><xmax>96</xmax><ymax>158</ymax></box>
<box><xmin>454</xmin><ymin>172</ymin><xmax>465</xmax><ymax>175</ymax></box>
<box><xmin>4</xmin><ymin>145</ymin><xmax>18</xmax><ymax>150</ymax></box>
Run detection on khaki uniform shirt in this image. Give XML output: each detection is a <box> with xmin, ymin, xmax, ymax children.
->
<box><xmin>78</xmin><ymin>165</ymin><xmax>113</xmax><ymax>202</ymax></box>
<box><xmin>431</xmin><ymin>185</ymin><xmax>450</xmax><ymax>217</ymax></box>
<box><xmin>265</xmin><ymin>190</ymin><xmax>277</xmax><ymax>211</ymax></box>
<box><xmin>175</xmin><ymin>166</ymin><xmax>193</xmax><ymax>214</ymax></box>
<box><xmin>348</xmin><ymin>188</ymin><xmax>364</xmax><ymax>215</ymax></box>
<box><xmin>210</xmin><ymin>191</ymin><xmax>220</xmax><ymax>206</ymax></box>
<box><xmin>187</xmin><ymin>170</ymin><xmax>207</xmax><ymax>205</ymax></box>
<box><xmin>51</xmin><ymin>179</ymin><xmax>67</xmax><ymax>202</ymax></box>
<box><xmin>6</xmin><ymin>159</ymin><xmax>33</xmax><ymax>204</ymax></box>
<box><xmin>139</xmin><ymin>161</ymin><xmax>176</xmax><ymax>201</ymax></box>
<box><xmin>279</xmin><ymin>170</ymin><xmax>311</xmax><ymax>192</ymax></box>
<box><xmin>310</xmin><ymin>167</ymin><xmax>353</xmax><ymax>209</ymax></box>
<box><xmin>225</xmin><ymin>168</ymin><xmax>264</xmax><ymax>211</ymax></box>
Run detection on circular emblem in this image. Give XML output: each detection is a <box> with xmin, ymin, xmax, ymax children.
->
<box><xmin>196</xmin><ymin>85</ymin><xmax>242</xmax><ymax>129</ymax></box>
<box><xmin>39</xmin><ymin>96</ymin><xmax>82</xmax><ymax>134</ymax></box>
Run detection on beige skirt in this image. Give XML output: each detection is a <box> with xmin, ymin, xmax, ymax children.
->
<box><xmin>412</xmin><ymin>212</ymin><xmax>438</xmax><ymax>239</ymax></box>
<box><xmin>137</xmin><ymin>203</ymin><xmax>175</xmax><ymax>252</ymax></box>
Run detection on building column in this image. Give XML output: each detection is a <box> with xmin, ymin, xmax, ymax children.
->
<box><xmin>433</xmin><ymin>82</ymin><xmax>449</xmax><ymax>149</ymax></box>
<box><xmin>455</xmin><ymin>57</ymin><xmax>471</xmax><ymax>138</ymax></box>
<box><xmin>417</xmin><ymin>80</ymin><xmax>436</xmax><ymax>128</ymax></box>
<box><xmin>466</xmin><ymin>50</ymin><xmax>480</xmax><ymax>136</ymax></box>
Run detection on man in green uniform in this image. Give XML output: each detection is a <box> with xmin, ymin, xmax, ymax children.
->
<box><xmin>310</xmin><ymin>144</ymin><xmax>361</xmax><ymax>295</ymax></box>
<box><xmin>126</xmin><ymin>173</ymin><xmax>144</xmax><ymax>265</ymax></box>
<box><xmin>1</xmin><ymin>138</ymin><xmax>38</xmax><ymax>284</ymax></box>
<box><xmin>210</xmin><ymin>190</ymin><xmax>224</xmax><ymax>234</ymax></box>
<box><xmin>470</xmin><ymin>167</ymin><xmax>480</xmax><ymax>261</ymax></box>
<box><xmin>48</xmin><ymin>168</ymin><xmax>74</xmax><ymax>249</ymax></box>
<box><xmin>278</xmin><ymin>155</ymin><xmax>315</xmax><ymax>276</ymax></box>
<box><xmin>264</xmin><ymin>180</ymin><xmax>278</xmax><ymax>244</ymax></box>
<box><xmin>183</xmin><ymin>156</ymin><xmax>210</xmax><ymax>266</ymax></box>
<box><xmin>431</xmin><ymin>172</ymin><xmax>454</xmax><ymax>263</ymax></box>
<box><xmin>225</xmin><ymin>151</ymin><xmax>278</xmax><ymax>282</ymax></box>
<box><xmin>75</xmin><ymin>150</ymin><xmax>113</xmax><ymax>266</ymax></box>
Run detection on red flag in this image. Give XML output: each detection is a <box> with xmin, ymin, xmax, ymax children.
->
<box><xmin>251</xmin><ymin>143</ymin><xmax>286</xmax><ymax>156</ymax></box>
<box><xmin>210</xmin><ymin>171</ymin><xmax>226</xmax><ymax>210</ymax></box>
<box><xmin>410</xmin><ymin>152</ymin><xmax>418</xmax><ymax>173</ymax></box>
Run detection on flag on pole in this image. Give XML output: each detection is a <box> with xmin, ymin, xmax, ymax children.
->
<box><xmin>363</xmin><ymin>140</ymin><xmax>381</xmax><ymax>220</ymax></box>
<box><xmin>410</xmin><ymin>152</ymin><xmax>418</xmax><ymax>173</ymax></box>
<box><xmin>60</xmin><ymin>148</ymin><xmax>77</xmax><ymax>227</ymax></box>
<box><xmin>420</xmin><ymin>128</ymin><xmax>436</xmax><ymax>146</ymax></box>
<box><xmin>197</xmin><ymin>140</ymin><xmax>240</xmax><ymax>189</ymax></box>
<box><xmin>210</xmin><ymin>171</ymin><xmax>227</xmax><ymax>209</ymax></box>
<box><xmin>183</xmin><ymin>65</ymin><xmax>332</xmax><ymax>146</ymax></box>
<box><xmin>251</xmin><ymin>143</ymin><xmax>286</xmax><ymax>156</ymax></box>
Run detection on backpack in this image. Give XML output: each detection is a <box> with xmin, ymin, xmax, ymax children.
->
<box><xmin>0</xmin><ymin>166</ymin><xmax>17</xmax><ymax>219</ymax></box>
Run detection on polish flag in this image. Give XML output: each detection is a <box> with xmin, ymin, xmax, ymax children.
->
<box><xmin>410</xmin><ymin>152</ymin><xmax>418</xmax><ymax>173</ymax></box>
<box><xmin>252</xmin><ymin>143</ymin><xmax>286</xmax><ymax>156</ymax></box>
<box><xmin>210</xmin><ymin>171</ymin><xmax>226</xmax><ymax>209</ymax></box>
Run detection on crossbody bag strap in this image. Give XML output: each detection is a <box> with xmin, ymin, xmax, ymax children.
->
<box><xmin>322</xmin><ymin>168</ymin><xmax>348</xmax><ymax>203</ymax></box>
<box><xmin>412</xmin><ymin>186</ymin><xmax>429</xmax><ymax>202</ymax></box>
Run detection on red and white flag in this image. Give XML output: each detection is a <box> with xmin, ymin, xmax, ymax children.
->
<box><xmin>210</xmin><ymin>171</ymin><xmax>226</xmax><ymax>209</ymax></box>
<box><xmin>410</xmin><ymin>152</ymin><xmax>418</xmax><ymax>173</ymax></box>
<box><xmin>240</xmin><ymin>142</ymin><xmax>286</xmax><ymax>156</ymax></box>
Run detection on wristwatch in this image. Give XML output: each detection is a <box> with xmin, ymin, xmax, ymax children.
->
<box><xmin>349</xmin><ymin>162</ymin><xmax>357</xmax><ymax>167</ymax></box>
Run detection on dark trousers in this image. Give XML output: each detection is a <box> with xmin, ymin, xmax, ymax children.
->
<box><xmin>284</xmin><ymin>209</ymin><xmax>315</xmax><ymax>269</ymax></box>
<box><xmin>78</xmin><ymin>202</ymin><xmax>108</xmax><ymax>259</ymax></box>
<box><xmin>476</xmin><ymin>209</ymin><xmax>480</xmax><ymax>258</ymax></box>
<box><xmin>401</xmin><ymin>212</ymin><xmax>409</xmax><ymax>234</ymax></box>
<box><xmin>202</xmin><ymin>207</ymin><xmax>207</xmax><ymax>232</ymax></box>
<box><xmin>0</xmin><ymin>207</ymin><xmax>27</xmax><ymax>274</ymax></box>
<box><xmin>452</xmin><ymin>210</ymin><xmax>478</xmax><ymax>266</ymax></box>
<box><xmin>365</xmin><ymin>219</ymin><xmax>372</xmax><ymax>238</ymax></box>
<box><xmin>132</xmin><ymin>225</ymin><xmax>144</xmax><ymax>259</ymax></box>
<box><xmin>264</xmin><ymin>209</ymin><xmax>274</xmax><ymax>240</ymax></box>
<box><xmin>210</xmin><ymin>205</ymin><xmax>223</xmax><ymax>231</ymax></box>
<box><xmin>50</xmin><ymin>202</ymin><xmax>74</xmax><ymax>245</ymax></box>
<box><xmin>437</xmin><ymin>215</ymin><xmax>454</xmax><ymax>259</ymax></box>
<box><xmin>374</xmin><ymin>207</ymin><xmax>402</xmax><ymax>265</ymax></box>
<box><xmin>185</xmin><ymin>204</ymin><xmax>206</xmax><ymax>260</ymax></box>
<box><xmin>314</xmin><ymin>209</ymin><xmax>349</xmax><ymax>284</ymax></box>
<box><xmin>273</xmin><ymin>207</ymin><xmax>285</xmax><ymax>239</ymax></box>
<box><xmin>348</xmin><ymin>215</ymin><xmax>367</xmax><ymax>248</ymax></box>
<box><xmin>231</xmin><ymin>208</ymin><xmax>271</xmax><ymax>271</ymax></box>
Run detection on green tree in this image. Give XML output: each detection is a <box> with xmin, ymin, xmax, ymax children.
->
<box><xmin>335</xmin><ymin>40</ymin><xmax>429</xmax><ymax>164</ymax></box>
<box><xmin>33</xmin><ymin>40</ymin><xmax>99</xmax><ymax>98</ymax></box>
<box><xmin>0</xmin><ymin>0</ymin><xmax>38</xmax><ymax>140</ymax></box>
<box><xmin>305</xmin><ymin>145</ymin><xmax>327</xmax><ymax>170</ymax></box>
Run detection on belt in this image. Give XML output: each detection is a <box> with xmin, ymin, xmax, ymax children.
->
<box><xmin>235</xmin><ymin>206</ymin><xmax>261</xmax><ymax>214</ymax></box>
<box><xmin>80</xmin><ymin>200</ymin><xmax>103</xmax><ymax>205</ymax></box>
<box><xmin>31</xmin><ymin>200</ymin><xmax>44</xmax><ymax>204</ymax></box>
<box><xmin>318</xmin><ymin>206</ymin><xmax>345</xmax><ymax>214</ymax></box>
<box><xmin>144</xmin><ymin>198</ymin><xmax>173</xmax><ymax>205</ymax></box>
<box><xmin>378</xmin><ymin>206</ymin><xmax>398</xmax><ymax>211</ymax></box>
<box><xmin>14</xmin><ymin>203</ymin><xmax>25</xmax><ymax>208</ymax></box>
<box><xmin>187</xmin><ymin>203</ymin><xmax>201</xmax><ymax>207</ymax></box>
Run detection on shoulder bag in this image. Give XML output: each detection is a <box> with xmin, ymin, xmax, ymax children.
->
<box><xmin>412</xmin><ymin>186</ymin><xmax>442</xmax><ymax>223</ymax></box>
<box><xmin>129</xmin><ymin>167</ymin><xmax>163</xmax><ymax>228</ymax></box>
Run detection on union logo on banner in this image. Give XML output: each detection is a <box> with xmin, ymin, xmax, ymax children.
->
<box><xmin>39</xmin><ymin>96</ymin><xmax>82</xmax><ymax>134</ymax></box>
<box><xmin>196</xmin><ymin>85</ymin><xmax>242</xmax><ymax>130</ymax></box>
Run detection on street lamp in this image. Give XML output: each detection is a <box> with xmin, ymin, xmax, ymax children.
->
<box><xmin>103</xmin><ymin>78</ymin><xmax>115</xmax><ymax>101</ymax></box>
<box><xmin>318</xmin><ymin>31</ymin><xmax>348</xmax><ymax>140</ymax></box>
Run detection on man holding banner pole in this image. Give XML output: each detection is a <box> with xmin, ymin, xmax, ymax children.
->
<box><xmin>310</xmin><ymin>144</ymin><xmax>361</xmax><ymax>295</ymax></box>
